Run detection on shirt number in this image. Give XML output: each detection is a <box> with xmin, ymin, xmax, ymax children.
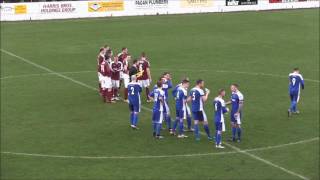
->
<box><xmin>192</xmin><ymin>92</ymin><xmax>196</xmax><ymax>101</ymax></box>
<box><xmin>292</xmin><ymin>78</ymin><xmax>296</xmax><ymax>86</ymax></box>
<box><xmin>131</xmin><ymin>87</ymin><xmax>134</xmax><ymax>95</ymax></box>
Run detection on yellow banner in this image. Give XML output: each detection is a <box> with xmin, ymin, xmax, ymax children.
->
<box><xmin>14</xmin><ymin>5</ymin><xmax>27</xmax><ymax>14</ymax></box>
<box><xmin>88</xmin><ymin>1</ymin><xmax>124</xmax><ymax>12</ymax></box>
<box><xmin>180</xmin><ymin>0</ymin><xmax>213</xmax><ymax>7</ymax></box>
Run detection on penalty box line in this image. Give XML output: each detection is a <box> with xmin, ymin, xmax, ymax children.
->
<box><xmin>0</xmin><ymin>48</ymin><xmax>310</xmax><ymax>180</ymax></box>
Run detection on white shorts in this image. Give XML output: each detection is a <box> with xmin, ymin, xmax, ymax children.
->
<box><xmin>122</xmin><ymin>73</ymin><xmax>130</xmax><ymax>88</ymax></box>
<box><xmin>183</xmin><ymin>105</ymin><xmax>191</xmax><ymax>119</ymax></box>
<box><xmin>138</xmin><ymin>79</ymin><xmax>150</xmax><ymax>88</ymax></box>
<box><xmin>235</xmin><ymin>114</ymin><xmax>241</xmax><ymax>125</ymax></box>
<box><xmin>98</xmin><ymin>72</ymin><xmax>103</xmax><ymax>82</ymax></box>
<box><xmin>101</xmin><ymin>76</ymin><xmax>112</xmax><ymax>89</ymax></box>
<box><xmin>112</xmin><ymin>80</ymin><xmax>120</xmax><ymax>88</ymax></box>
<box><xmin>222</xmin><ymin>120</ymin><xmax>226</xmax><ymax>132</ymax></box>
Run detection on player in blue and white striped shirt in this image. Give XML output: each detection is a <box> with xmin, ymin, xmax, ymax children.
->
<box><xmin>149</xmin><ymin>81</ymin><xmax>165</xmax><ymax>139</ymax></box>
<box><xmin>213</xmin><ymin>89</ymin><xmax>229</xmax><ymax>148</ymax></box>
<box><xmin>227</xmin><ymin>84</ymin><xmax>244</xmax><ymax>142</ymax></box>
<box><xmin>172</xmin><ymin>78</ymin><xmax>193</xmax><ymax>132</ymax></box>
<box><xmin>161</xmin><ymin>73</ymin><xmax>173</xmax><ymax>132</ymax></box>
<box><xmin>173</xmin><ymin>79</ymin><xmax>190</xmax><ymax>138</ymax></box>
<box><xmin>288</xmin><ymin>68</ymin><xmax>305</xmax><ymax>116</ymax></box>
<box><xmin>188</xmin><ymin>79</ymin><xmax>211</xmax><ymax>141</ymax></box>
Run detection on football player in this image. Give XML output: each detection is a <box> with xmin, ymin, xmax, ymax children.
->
<box><xmin>174</xmin><ymin>79</ymin><xmax>190</xmax><ymax>138</ymax></box>
<box><xmin>137</xmin><ymin>52</ymin><xmax>152</xmax><ymax>102</ymax></box>
<box><xmin>97</xmin><ymin>47</ymin><xmax>107</xmax><ymax>96</ymax></box>
<box><xmin>226</xmin><ymin>84</ymin><xmax>244</xmax><ymax>142</ymax></box>
<box><xmin>188</xmin><ymin>79</ymin><xmax>211</xmax><ymax>141</ymax></box>
<box><xmin>288</xmin><ymin>68</ymin><xmax>304</xmax><ymax>116</ymax></box>
<box><xmin>110</xmin><ymin>56</ymin><xmax>123</xmax><ymax>101</ymax></box>
<box><xmin>172</xmin><ymin>77</ymin><xmax>193</xmax><ymax>132</ymax></box>
<box><xmin>213</xmin><ymin>89</ymin><xmax>229</xmax><ymax>148</ymax></box>
<box><xmin>128</xmin><ymin>75</ymin><xmax>142</xmax><ymax>129</ymax></box>
<box><xmin>149</xmin><ymin>81</ymin><xmax>165</xmax><ymax>139</ymax></box>
<box><xmin>99</xmin><ymin>54</ymin><xmax>114</xmax><ymax>103</ymax></box>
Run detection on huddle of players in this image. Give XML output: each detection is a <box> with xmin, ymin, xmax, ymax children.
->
<box><xmin>97</xmin><ymin>45</ymin><xmax>152</xmax><ymax>103</ymax></box>
<box><xmin>128</xmin><ymin>73</ymin><xmax>244</xmax><ymax>149</ymax></box>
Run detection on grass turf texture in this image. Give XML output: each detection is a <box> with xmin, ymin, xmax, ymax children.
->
<box><xmin>1</xmin><ymin>9</ymin><xmax>319</xmax><ymax>180</ymax></box>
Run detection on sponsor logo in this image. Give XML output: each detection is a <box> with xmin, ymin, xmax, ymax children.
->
<box><xmin>0</xmin><ymin>5</ymin><xmax>14</xmax><ymax>14</ymax></box>
<box><xmin>135</xmin><ymin>0</ymin><xmax>168</xmax><ymax>9</ymax></box>
<box><xmin>40</xmin><ymin>3</ymin><xmax>76</xmax><ymax>13</ymax></box>
<box><xmin>15</xmin><ymin>5</ymin><xmax>27</xmax><ymax>14</ymax></box>
<box><xmin>88</xmin><ymin>1</ymin><xmax>124</xmax><ymax>12</ymax></box>
<box><xmin>226</xmin><ymin>0</ymin><xmax>258</xmax><ymax>6</ymax></box>
<box><xmin>269</xmin><ymin>0</ymin><xmax>307</xmax><ymax>3</ymax></box>
<box><xmin>181</xmin><ymin>0</ymin><xmax>213</xmax><ymax>7</ymax></box>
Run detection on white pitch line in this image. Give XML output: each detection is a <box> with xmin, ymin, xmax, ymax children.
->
<box><xmin>1</xmin><ymin>48</ymin><xmax>313</xmax><ymax>180</ymax></box>
<box><xmin>2</xmin><ymin>137</ymin><xmax>318</xmax><ymax>160</ymax></box>
<box><xmin>245</xmin><ymin>137</ymin><xmax>319</xmax><ymax>153</ymax></box>
<box><xmin>0</xmin><ymin>70</ymin><xmax>95</xmax><ymax>80</ymax></box>
<box><xmin>0</xmin><ymin>49</ymin><xmax>97</xmax><ymax>91</ymax></box>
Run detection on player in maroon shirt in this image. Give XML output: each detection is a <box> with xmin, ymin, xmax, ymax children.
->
<box><xmin>117</xmin><ymin>47</ymin><xmax>129</xmax><ymax>98</ymax></box>
<box><xmin>99</xmin><ymin>56</ymin><xmax>114</xmax><ymax>103</ymax></box>
<box><xmin>97</xmin><ymin>47</ymin><xmax>107</xmax><ymax>96</ymax></box>
<box><xmin>110</xmin><ymin>56</ymin><xmax>123</xmax><ymax>101</ymax></box>
<box><xmin>137</xmin><ymin>52</ymin><xmax>152</xmax><ymax>102</ymax></box>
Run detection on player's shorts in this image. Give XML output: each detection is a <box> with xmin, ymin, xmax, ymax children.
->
<box><xmin>176</xmin><ymin>109</ymin><xmax>184</xmax><ymax>119</ymax></box>
<box><xmin>231</xmin><ymin>112</ymin><xmax>241</xmax><ymax>125</ymax></box>
<box><xmin>192</xmin><ymin>111</ymin><xmax>207</xmax><ymax>122</ymax></box>
<box><xmin>129</xmin><ymin>102</ymin><xmax>140</xmax><ymax>113</ymax></box>
<box><xmin>122</xmin><ymin>73</ymin><xmax>130</xmax><ymax>88</ymax></box>
<box><xmin>98</xmin><ymin>72</ymin><xmax>103</xmax><ymax>82</ymax></box>
<box><xmin>215</xmin><ymin>122</ymin><xmax>222</xmax><ymax>131</ymax></box>
<box><xmin>111</xmin><ymin>80</ymin><xmax>120</xmax><ymax>88</ymax></box>
<box><xmin>138</xmin><ymin>79</ymin><xmax>150</xmax><ymax>88</ymax></box>
<box><xmin>152</xmin><ymin>110</ymin><xmax>164</xmax><ymax>124</ymax></box>
<box><xmin>290</xmin><ymin>91</ymin><xmax>300</xmax><ymax>103</ymax></box>
<box><xmin>101</xmin><ymin>76</ymin><xmax>112</xmax><ymax>89</ymax></box>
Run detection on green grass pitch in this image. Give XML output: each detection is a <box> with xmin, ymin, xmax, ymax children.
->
<box><xmin>1</xmin><ymin>9</ymin><xmax>319</xmax><ymax>180</ymax></box>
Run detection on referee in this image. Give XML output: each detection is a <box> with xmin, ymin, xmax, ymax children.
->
<box><xmin>129</xmin><ymin>59</ymin><xmax>140</xmax><ymax>81</ymax></box>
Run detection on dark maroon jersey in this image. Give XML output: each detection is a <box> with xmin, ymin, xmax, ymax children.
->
<box><xmin>137</xmin><ymin>59</ymin><xmax>150</xmax><ymax>80</ymax></box>
<box><xmin>111</xmin><ymin>61</ymin><xmax>123</xmax><ymax>80</ymax></box>
<box><xmin>99</xmin><ymin>61</ymin><xmax>112</xmax><ymax>77</ymax></box>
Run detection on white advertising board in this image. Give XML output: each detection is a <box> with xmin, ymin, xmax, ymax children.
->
<box><xmin>0</xmin><ymin>0</ymin><xmax>319</xmax><ymax>21</ymax></box>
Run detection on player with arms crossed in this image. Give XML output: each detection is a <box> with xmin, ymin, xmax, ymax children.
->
<box><xmin>188</xmin><ymin>79</ymin><xmax>212</xmax><ymax>141</ymax></box>
<box><xmin>149</xmin><ymin>81</ymin><xmax>165</xmax><ymax>139</ymax></box>
<box><xmin>127</xmin><ymin>75</ymin><xmax>142</xmax><ymax>129</ymax></box>
<box><xmin>174</xmin><ymin>79</ymin><xmax>190</xmax><ymax>138</ymax></box>
<box><xmin>138</xmin><ymin>52</ymin><xmax>152</xmax><ymax>102</ymax></box>
<box><xmin>110</xmin><ymin>56</ymin><xmax>123</xmax><ymax>101</ymax></box>
<box><xmin>288</xmin><ymin>68</ymin><xmax>305</xmax><ymax>116</ymax></box>
<box><xmin>213</xmin><ymin>89</ymin><xmax>229</xmax><ymax>148</ymax></box>
<box><xmin>226</xmin><ymin>84</ymin><xmax>244</xmax><ymax>142</ymax></box>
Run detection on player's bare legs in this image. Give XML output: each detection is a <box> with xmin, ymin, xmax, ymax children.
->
<box><xmin>146</xmin><ymin>87</ymin><xmax>151</xmax><ymax>102</ymax></box>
